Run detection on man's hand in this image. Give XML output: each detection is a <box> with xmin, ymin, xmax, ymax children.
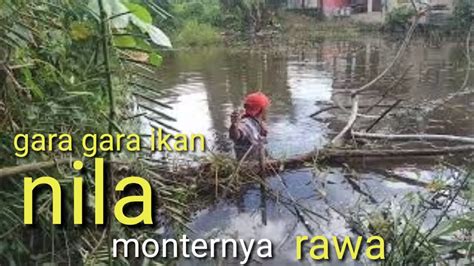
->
<box><xmin>230</xmin><ymin>110</ymin><xmax>242</xmax><ymax>125</ymax></box>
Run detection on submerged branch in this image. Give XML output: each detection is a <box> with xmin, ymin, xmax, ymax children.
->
<box><xmin>331</xmin><ymin>95</ymin><xmax>359</xmax><ymax>146</ymax></box>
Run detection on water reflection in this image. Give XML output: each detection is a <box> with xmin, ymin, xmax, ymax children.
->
<box><xmin>151</xmin><ymin>38</ymin><xmax>472</xmax><ymax>159</ymax></box>
<box><xmin>157</xmin><ymin>48</ymin><xmax>335</xmax><ymax>157</ymax></box>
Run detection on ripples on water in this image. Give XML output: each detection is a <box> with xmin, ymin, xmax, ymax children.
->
<box><xmin>141</xmin><ymin>38</ymin><xmax>472</xmax><ymax>265</ymax></box>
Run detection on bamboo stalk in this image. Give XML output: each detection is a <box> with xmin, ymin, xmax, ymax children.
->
<box><xmin>0</xmin><ymin>159</ymin><xmax>70</xmax><ymax>179</ymax></box>
<box><xmin>97</xmin><ymin>0</ymin><xmax>114</xmax><ymax>263</ymax></box>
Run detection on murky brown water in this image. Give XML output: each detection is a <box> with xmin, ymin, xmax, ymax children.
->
<box><xmin>143</xmin><ymin>37</ymin><xmax>472</xmax><ymax>265</ymax></box>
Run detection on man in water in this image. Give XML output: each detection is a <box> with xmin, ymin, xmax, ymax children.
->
<box><xmin>229</xmin><ymin>92</ymin><xmax>270</xmax><ymax>161</ymax></box>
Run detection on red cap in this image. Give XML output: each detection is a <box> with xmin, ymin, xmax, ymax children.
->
<box><xmin>244</xmin><ymin>92</ymin><xmax>270</xmax><ymax>117</ymax></box>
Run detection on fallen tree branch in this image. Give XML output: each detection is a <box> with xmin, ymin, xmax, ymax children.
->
<box><xmin>310</xmin><ymin>103</ymin><xmax>410</xmax><ymax>118</ymax></box>
<box><xmin>329</xmin><ymin>11</ymin><xmax>421</xmax><ymax>147</ymax></box>
<box><xmin>352</xmin><ymin>132</ymin><xmax>474</xmax><ymax>144</ymax></box>
<box><xmin>3</xmin><ymin>144</ymin><xmax>473</xmax><ymax>187</ymax></box>
<box><xmin>331</xmin><ymin>95</ymin><xmax>359</xmax><ymax>146</ymax></box>
<box><xmin>351</xmin><ymin>6</ymin><xmax>420</xmax><ymax>97</ymax></box>
<box><xmin>215</xmin><ymin>145</ymin><xmax>474</xmax><ymax>176</ymax></box>
<box><xmin>321</xmin><ymin>145</ymin><xmax>474</xmax><ymax>158</ymax></box>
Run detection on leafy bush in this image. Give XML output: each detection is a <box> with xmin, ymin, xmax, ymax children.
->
<box><xmin>385</xmin><ymin>6</ymin><xmax>416</xmax><ymax>32</ymax></box>
<box><xmin>176</xmin><ymin>20</ymin><xmax>222</xmax><ymax>46</ymax></box>
<box><xmin>169</xmin><ymin>0</ymin><xmax>223</xmax><ymax>28</ymax></box>
<box><xmin>450</xmin><ymin>0</ymin><xmax>473</xmax><ymax>31</ymax></box>
<box><xmin>0</xmin><ymin>1</ymin><xmax>187</xmax><ymax>264</ymax></box>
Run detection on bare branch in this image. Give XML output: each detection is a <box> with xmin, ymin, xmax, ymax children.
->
<box><xmin>351</xmin><ymin>13</ymin><xmax>420</xmax><ymax>96</ymax></box>
<box><xmin>331</xmin><ymin>95</ymin><xmax>359</xmax><ymax>146</ymax></box>
<box><xmin>352</xmin><ymin>132</ymin><xmax>474</xmax><ymax>144</ymax></box>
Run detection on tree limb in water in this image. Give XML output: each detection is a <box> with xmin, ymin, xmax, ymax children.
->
<box><xmin>236</xmin><ymin>145</ymin><xmax>474</xmax><ymax>174</ymax></box>
<box><xmin>352</xmin><ymin>132</ymin><xmax>474</xmax><ymax>144</ymax></box>
<box><xmin>331</xmin><ymin>94</ymin><xmax>359</xmax><ymax>146</ymax></box>
<box><xmin>330</xmin><ymin>10</ymin><xmax>421</xmax><ymax>147</ymax></box>
<box><xmin>351</xmin><ymin>12</ymin><xmax>420</xmax><ymax>97</ymax></box>
<box><xmin>310</xmin><ymin>103</ymin><xmax>410</xmax><ymax>118</ymax></box>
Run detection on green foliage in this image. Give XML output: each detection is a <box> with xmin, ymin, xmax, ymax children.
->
<box><xmin>164</xmin><ymin>0</ymin><xmax>276</xmax><ymax>45</ymax></box>
<box><xmin>0</xmin><ymin>0</ymin><xmax>188</xmax><ymax>264</ymax></box>
<box><xmin>221</xmin><ymin>0</ymin><xmax>270</xmax><ymax>33</ymax></box>
<box><xmin>164</xmin><ymin>0</ymin><xmax>224</xmax><ymax>46</ymax></box>
<box><xmin>125</xmin><ymin>2</ymin><xmax>153</xmax><ymax>23</ymax></box>
<box><xmin>176</xmin><ymin>20</ymin><xmax>221</xmax><ymax>47</ymax></box>
<box><xmin>170</xmin><ymin>0</ymin><xmax>223</xmax><ymax>27</ymax></box>
<box><xmin>450</xmin><ymin>0</ymin><xmax>473</xmax><ymax>31</ymax></box>
<box><xmin>385</xmin><ymin>6</ymin><xmax>416</xmax><ymax>32</ymax></box>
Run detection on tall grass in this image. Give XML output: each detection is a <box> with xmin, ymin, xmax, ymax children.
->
<box><xmin>176</xmin><ymin>20</ymin><xmax>222</xmax><ymax>47</ymax></box>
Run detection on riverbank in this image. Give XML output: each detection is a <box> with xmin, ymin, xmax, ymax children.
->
<box><xmin>171</xmin><ymin>4</ymin><xmax>472</xmax><ymax>49</ymax></box>
<box><xmin>220</xmin><ymin>11</ymin><xmax>382</xmax><ymax>48</ymax></box>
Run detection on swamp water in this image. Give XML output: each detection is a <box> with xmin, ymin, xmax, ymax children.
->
<box><xmin>143</xmin><ymin>37</ymin><xmax>473</xmax><ymax>265</ymax></box>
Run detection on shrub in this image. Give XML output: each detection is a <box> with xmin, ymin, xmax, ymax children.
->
<box><xmin>169</xmin><ymin>0</ymin><xmax>223</xmax><ymax>27</ymax></box>
<box><xmin>176</xmin><ymin>20</ymin><xmax>222</xmax><ymax>46</ymax></box>
<box><xmin>385</xmin><ymin>6</ymin><xmax>416</xmax><ymax>32</ymax></box>
<box><xmin>450</xmin><ymin>0</ymin><xmax>473</xmax><ymax>31</ymax></box>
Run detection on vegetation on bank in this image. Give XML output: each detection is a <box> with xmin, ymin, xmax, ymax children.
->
<box><xmin>175</xmin><ymin>20</ymin><xmax>221</xmax><ymax>46</ymax></box>
<box><xmin>163</xmin><ymin>0</ymin><xmax>222</xmax><ymax>46</ymax></box>
<box><xmin>160</xmin><ymin>0</ymin><xmax>281</xmax><ymax>47</ymax></box>
<box><xmin>159</xmin><ymin>0</ymin><xmax>473</xmax><ymax>47</ymax></box>
<box><xmin>385</xmin><ymin>0</ymin><xmax>472</xmax><ymax>33</ymax></box>
<box><xmin>0</xmin><ymin>1</ymin><xmax>190</xmax><ymax>264</ymax></box>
